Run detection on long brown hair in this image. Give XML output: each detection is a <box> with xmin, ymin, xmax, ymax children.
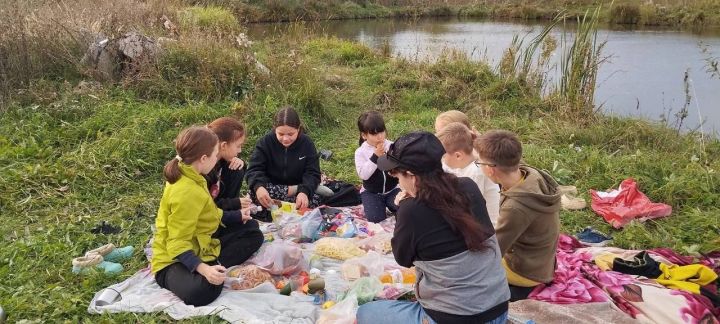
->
<box><xmin>208</xmin><ymin>117</ymin><xmax>245</xmax><ymax>143</ymax></box>
<box><xmin>406</xmin><ymin>168</ymin><xmax>493</xmax><ymax>250</ymax></box>
<box><xmin>163</xmin><ymin>126</ymin><xmax>218</xmax><ymax>184</ymax></box>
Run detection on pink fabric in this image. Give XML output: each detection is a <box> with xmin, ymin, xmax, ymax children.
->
<box><xmin>529</xmin><ymin>234</ymin><xmax>720</xmax><ymax>323</ymax></box>
<box><xmin>590</xmin><ymin>178</ymin><xmax>672</xmax><ymax>228</ymax></box>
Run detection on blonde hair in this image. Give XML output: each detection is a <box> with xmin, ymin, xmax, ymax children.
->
<box><xmin>436</xmin><ymin>110</ymin><xmax>471</xmax><ymax>131</ymax></box>
<box><xmin>436</xmin><ymin>122</ymin><xmax>476</xmax><ymax>154</ymax></box>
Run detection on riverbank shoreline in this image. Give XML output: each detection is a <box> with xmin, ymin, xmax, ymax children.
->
<box><xmin>224</xmin><ymin>0</ymin><xmax>720</xmax><ymax>29</ymax></box>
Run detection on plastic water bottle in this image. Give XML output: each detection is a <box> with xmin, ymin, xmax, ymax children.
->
<box><xmin>249</xmin><ymin>204</ymin><xmax>262</xmax><ymax>215</ymax></box>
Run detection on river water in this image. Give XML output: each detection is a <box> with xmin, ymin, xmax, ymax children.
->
<box><xmin>248</xmin><ymin>17</ymin><xmax>720</xmax><ymax>133</ymax></box>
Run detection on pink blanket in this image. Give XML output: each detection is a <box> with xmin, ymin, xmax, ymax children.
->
<box><xmin>529</xmin><ymin>235</ymin><xmax>719</xmax><ymax>324</ymax></box>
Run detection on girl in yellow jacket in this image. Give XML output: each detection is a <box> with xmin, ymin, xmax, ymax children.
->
<box><xmin>151</xmin><ymin>126</ymin><xmax>263</xmax><ymax>306</ymax></box>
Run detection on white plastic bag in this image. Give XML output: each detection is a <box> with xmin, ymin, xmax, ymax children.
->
<box><xmin>340</xmin><ymin>251</ymin><xmax>391</xmax><ymax>280</ymax></box>
<box><xmin>317</xmin><ymin>292</ymin><xmax>358</xmax><ymax>324</ymax></box>
<box><xmin>248</xmin><ymin>240</ymin><xmax>306</xmax><ymax>275</ymax></box>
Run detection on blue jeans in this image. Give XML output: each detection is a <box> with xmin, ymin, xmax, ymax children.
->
<box><xmin>357</xmin><ymin>300</ymin><xmax>509</xmax><ymax>324</ymax></box>
<box><xmin>361</xmin><ymin>188</ymin><xmax>400</xmax><ymax>223</ymax></box>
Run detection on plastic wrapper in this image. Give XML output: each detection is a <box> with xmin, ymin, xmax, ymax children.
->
<box><xmin>314</xmin><ymin>237</ymin><xmax>366</xmax><ymax>260</ymax></box>
<box><xmin>336</xmin><ymin>219</ymin><xmax>357</xmax><ymax>238</ymax></box>
<box><xmin>341</xmin><ymin>277</ymin><xmax>383</xmax><ymax>305</ymax></box>
<box><xmin>224</xmin><ymin>264</ymin><xmax>273</xmax><ymax>290</ymax></box>
<box><xmin>355</xmin><ymin>232</ymin><xmax>393</xmax><ymax>254</ymax></box>
<box><xmin>379</xmin><ymin>268</ymin><xmax>416</xmax><ymax>284</ymax></box>
<box><xmin>300</xmin><ymin>208</ymin><xmax>323</xmax><ymax>242</ymax></box>
<box><xmin>376</xmin><ymin>285</ymin><xmax>413</xmax><ymax>300</ymax></box>
<box><xmin>341</xmin><ymin>251</ymin><xmax>390</xmax><ymax>280</ymax></box>
<box><xmin>590</xmin><ymin>178</ymin><xmax>672</xmax><ymax>228</ymax></box>
<box><xmin>280</xmin><ymin>222</ymin><xmax>302</xmax><ymax>241</ymax></box>
<box><xmin>317</xmin><ymin>292</ymin><xmax>358</xmax><ymax>324</ymax></box>
<box><xmin>248</xmin><ymin>240</ymin><xmax>306</xmax><ymax>275</ymax></box>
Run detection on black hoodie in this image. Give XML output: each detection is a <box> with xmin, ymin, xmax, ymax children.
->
<box><xmin>205</xmin><ymin>159</ymin><xmax>245</xmax><ymax>211</ymax></box>
<box><xmin>246</xmin><ymin>131</ymin><xmax>321</xmax><ymax>198</ymax></box>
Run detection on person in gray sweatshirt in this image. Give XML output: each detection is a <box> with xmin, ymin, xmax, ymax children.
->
<box><xmin>357</xmin><ymin>131</ymin><xmax>510</xmax><ymax>324</ymax></box>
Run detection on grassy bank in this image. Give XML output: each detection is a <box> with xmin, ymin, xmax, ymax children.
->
<box><xmin>187</xmin><ymin>0</ymin><xmax>720</xmax><ymax>28</ymax></box>
<box><xmin>1</xmin><ymin>1</ymin><xmax>719</xmax><ymax>322</ymax></box>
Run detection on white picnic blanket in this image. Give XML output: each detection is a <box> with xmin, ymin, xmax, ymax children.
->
<box><xmin>87</xmin><ymin>266</ymin><xmax>318</xmax><ymax>323</ymax></box>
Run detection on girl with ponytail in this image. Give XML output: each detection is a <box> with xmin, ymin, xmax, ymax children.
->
<box><xmin>152</xmin><ymin>126</ymin><xmax>263</xmax><ymax>307</ymax></box>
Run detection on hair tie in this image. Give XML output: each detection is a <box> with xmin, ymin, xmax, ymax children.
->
<box><xmin>175</xmin><ymin>155</ymin><xmax>183</xmax><ymax>162</ymax></box>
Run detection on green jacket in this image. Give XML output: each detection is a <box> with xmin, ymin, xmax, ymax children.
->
<box><xmin>496</xmin><ymin>165</ymin><xmax>561</xmax><ymax>283</ymax></box>
<box><xmin>151</xmin><ymin>162</ymin><xmax>222</xmax><ymax>273</ymax></box>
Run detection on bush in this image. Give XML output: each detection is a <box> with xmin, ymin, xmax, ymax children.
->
<box><xmin>609</xmin><ymin>3</ymin><xmax>641</xmax><ymax>25</ymax></box>
<box><xmin>0</xmin><ymin>0</ymin><xmax>168</xmax><ymax>101</ymax></box>
<box><xmin>129</xmin><ymin>36</ymin><xmax>253</xmax><ymax>102</ymax></box>
<box><xmin>178</xmin><ymin>5</ymin><xmax>240</xmax><ymax>34</ymax></box>
<box><xmin>305</xmin><ymin>37</ymin><xmax>378</xmax><ymax>67</ymax></box>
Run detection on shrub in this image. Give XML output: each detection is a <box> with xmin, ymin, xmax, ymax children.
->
<box><xmin>305</xmin><ymin>37</ymin><xmax>378</xmax><ymax>67</ymax></box>
<box><xmin>178</xmin><ymin>5</ymin><xmax>240</xmax><ymax>34</ymax></box>
<box><xmin>129</xmin><ymin>36</ymin><xmax>253</xmax><ymax>102</ymax></box>
<box><xmin>609</xmin><ymin>3</ymin><xmax>641</xmax><ymax>25</ymax></box>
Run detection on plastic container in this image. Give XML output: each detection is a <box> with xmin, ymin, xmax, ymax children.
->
<box><xmin>379</xmin><ymin>268</ymin><xmax>416</xmax><ymax>284</ymax></box>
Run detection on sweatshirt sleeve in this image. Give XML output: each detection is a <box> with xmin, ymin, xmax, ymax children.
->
<box><xmin>355</xmin><ymin>145</ymin><xmax>379</xmax><ymax>181</ymax></box>
<box><xmin>221</xmin><ymin>209</ymin><xmax>243</xmax><ymax>225</ymax></box>
<box><xmin>246</xmin><ymin>137</ymin><xmax>270</xmax><ymax>193</ymax></box>
<box><xmin>298</xmin><ymin>138</ymin><xmax>321</xmax><ymax>197</ymax></box>
<box><xmin>495</xmin><ymin>205</ymin><xmax>534</xmax><ymax>256</ymax></box>
<box><xmin>176</xmin><ymin>250</ymin><xmax>202</xmax><ymax>272</ymax></box>
<box><xmin>391</xmin><ymin>201</ymin><xmax>417</xmax><ymax>268</ymax></box>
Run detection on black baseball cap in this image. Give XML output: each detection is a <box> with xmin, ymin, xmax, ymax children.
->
<box><xmin>376</xmin><ymin>131</ymin><xmax>446</xmax><ymax>174</ymax></box>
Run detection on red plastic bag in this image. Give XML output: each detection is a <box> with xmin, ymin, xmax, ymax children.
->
<box><xmin>590</xmin><ymin>178</ymin><xmax>672</xmax><ymax>229</ymax></box>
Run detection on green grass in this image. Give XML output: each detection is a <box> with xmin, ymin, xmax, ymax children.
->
<box><xmin>1</xmin><ymin>8</ymin><xmax>720</xmax><ymax>322</ymax></box>
<box><xmin>178</xmin><ymin>5</ymin><xmax>240</xmax><ymax>33</ymax></box>
<box><xmin>181</xmin><ymin>0</ymin><xmax>720</xmax><ymax>28</ymax></box>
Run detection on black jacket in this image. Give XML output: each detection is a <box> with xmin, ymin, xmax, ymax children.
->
<box><xmin>246</xmin><ymin>131</ymin><xmax>321</xmax><ymax>197</ymax></box>
<box><xmin>365</xmin><ymin>154</ymin><xmax>399</xmax><ymax>193</ymax></box>
<box><xmin>205</xmin><ymin>159</ymin><xmax>246</xmax><ymax>211</ymax></box>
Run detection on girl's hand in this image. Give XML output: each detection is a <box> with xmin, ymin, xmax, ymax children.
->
<box><xmin>197</xmin><ymin>263</ymin><xmax>227</xmax><ymax>285</ymax></box>
<box><xmin>240</xmin><ymin>196</ymin><xmax>252</xmax><ymax>209</ymax></box>
<box><xmin>374</xmin><ymin>142</ymin><xmax>385</xmax><ymax>157</ymax></box>
<box><xmin>394</xmin><ymin>190</ymin><xmax>408</xmax><ymax>206</ymax></box>
<box><xmin>295</xmin><ymin>192</ymin><xmax>309</xmax><ymax>210</ymax></box>
<box><xmin>256</xmin><ymin>187</ymin><xmax>272</xmax><ymax>208</ymax></box>
<box><xmin>240</xmin><ymin>206</ymin><xmax>253</xmax><ymax>223</ymax></box>
<box><xmin>228</xmin><ymin>157</ymin><xmax>244</xmax><ymax>170</ymax></box>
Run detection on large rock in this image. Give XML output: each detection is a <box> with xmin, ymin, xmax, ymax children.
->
<box><xmin>81</xmin><ymin>32</ymin><xmax>159</xmax><ymax>82</ymax></box>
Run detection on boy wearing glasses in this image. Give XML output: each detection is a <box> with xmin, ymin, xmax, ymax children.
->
<box><xmin>436</xmin><ymin>122</ymin><xmax>501</xmax><ymax>225</ymax></box>
<box><xmin>474</xmin><ymin>130</ymin><xmax>561</xmax><ymax>300</ymax></box>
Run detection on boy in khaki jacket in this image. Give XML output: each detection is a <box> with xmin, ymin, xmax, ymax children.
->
<box><xmin>474</xmin><ymin>130</ymin><xmax>561</xmax><ymax>297</ymax></box>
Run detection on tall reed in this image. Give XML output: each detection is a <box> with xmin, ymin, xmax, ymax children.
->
<box><xmin>558</xmin><ymin>6</ymin><xmax>605</xmax><ymax>115</ymax></box>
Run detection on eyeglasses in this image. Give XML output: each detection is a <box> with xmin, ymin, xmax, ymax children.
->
<box><xmin>474</xmin><ymin>160</ymin><xmax>497</xmax><ymax>167</ymax></box>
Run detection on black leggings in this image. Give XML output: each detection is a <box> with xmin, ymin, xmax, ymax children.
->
<box><xmin>155</xmin><ymin>220</ymin><xmax>264</xmax><ymax>306</ymax></box>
